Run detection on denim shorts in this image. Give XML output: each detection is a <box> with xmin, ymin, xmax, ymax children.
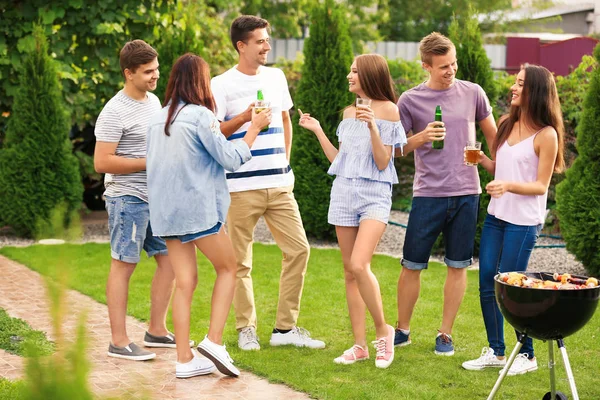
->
<box><xmin>328</xmin><ymin>177</ymin><xmax>392</xmax><ymax>227</ymax></box>
<box><xmin>402</xmin><ymin>195</ymin><xmax>479</xmax><ymax>270</ymax></box>
<box><xmin>161</xmin><ymin>222</ymin><xmax>223</xmax><ymax>244</ymax></box>
<box><xmin>105</xmin><ymin>195</ymin><xmax>168</xmax><ymax>264</ymax></box>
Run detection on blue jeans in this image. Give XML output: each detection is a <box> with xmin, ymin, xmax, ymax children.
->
<box><xmin>479</xmin><ymin>214</ymin><xmax>542</xmax><ymax>358</ymax></box>
<box><xmin>402</xmin><ymin>195</ymin><xmax>479</xmax><ymax>270</ymax></box>
<box><xmin>105</xmin><ymin>195</ymin><xmax>168</xmax><ymax>264</ymax></box>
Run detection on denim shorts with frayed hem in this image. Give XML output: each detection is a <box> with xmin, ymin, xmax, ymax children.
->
<box><xmin>105</xmin><ymin>195</ymin><xmax>167</xmax><ymax>264</ymax></box>
<box><xmin>401</xmin><ymin>195</ymin><xmax>479</xmax><ymax>270</ymax></box>
<box><xmin>161</xmin><ymin>222</ymin><xmax>222</xmax><ymax>244</ymax></box>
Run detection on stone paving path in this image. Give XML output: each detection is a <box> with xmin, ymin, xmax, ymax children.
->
<box><xmin>0</xmin><ymin>255</ymin><xmax>310</xmax><ymax>400</ymax></box>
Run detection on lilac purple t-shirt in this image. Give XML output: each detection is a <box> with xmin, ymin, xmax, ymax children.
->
<box><xmin>398</xmin><ymin>80</ymin><xmax>492</xmax><ymax>197</ymax></box>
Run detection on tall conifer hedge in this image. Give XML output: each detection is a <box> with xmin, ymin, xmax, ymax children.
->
<box><xmin>556</xmin><ymin>44</ymin><xmax>600</xmax><ymax>276</ymax></box>
<box><xmin>0</xmin><ymin>26</ymin><xmax>83</xmax><ymax>238</ymax></box>
<box><xmin>448</xmin><ymin>8</ymin><xmax>498</xmax><ymax>255</ymax></box>
<box><xmin>291</xmin><ymin>0</ymin><xmax>354</xmax><ymax>239</ymax></box>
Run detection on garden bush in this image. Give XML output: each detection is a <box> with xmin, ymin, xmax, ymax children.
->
<box><xmin>556</xmin><ymin>44</ymin><xmax>600</xmax><ymax>277</ymax></box>
<box><xmin>449</xmin><ymin>7</ymin><xmax>498</xmax><ymax>255</ymax></box>
<box><xmin>291</xmin><ymin>0</ymin><xmax>354</xmax><ymax>239</ymax></box>
<box><xmin>0</xmin><ymin>27</ymin><xmax>82</xmax><ymax>238</ymax></box>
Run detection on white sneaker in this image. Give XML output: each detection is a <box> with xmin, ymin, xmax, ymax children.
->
<box><xmin>175</xmin><ymin>350</ymin><xmax>216</xmax><ymax>379</ymax></box>
<box><xmin>269</xmin><ymin>327</ymin><xmax>325</xmax><ymax>349</ymax></box>
<box><xmin>500</xmin><ymin>353</ymin><xmax>538</xmax><ymax>376</ymax></box>
<box><xmin>462</xmin><ymin>347</ymin><xmax>507</xmax><ymax>371</ymax></box>
<box><xmin>238</xmin><ymin>327</ymin><xmax>260</xmax><ymax>351</ymax></box>
<box><xmin>197</xmin><ymin>336</ymin><xmax>240</xmax><ymax>377</ymax></box>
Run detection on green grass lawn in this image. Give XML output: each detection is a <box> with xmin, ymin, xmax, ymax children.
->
<box><xmin>1</xmin><ymin>243</ymin><xmax>599</xmax><ymax>399</ymax></box>
<box><xmin>0</xmin><ymin>308</ymin><xmax>54</xmax><ymax>357</ymax></box>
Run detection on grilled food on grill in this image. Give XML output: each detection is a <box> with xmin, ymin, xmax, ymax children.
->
<box><xmin>499</xmin><ymin>272</ymin><xmax>598</xmax><ymax>289</ymax></box>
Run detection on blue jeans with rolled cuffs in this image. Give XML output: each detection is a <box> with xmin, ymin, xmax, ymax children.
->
<box><xmin>402</xmin><ymin>195</ymin><xmax>479</xmax><ymax>270</ymax></box>
<box><xmin>105</xmin><ymin>195</ymin><xmax>168</xmax><ymax>264</ymax></box>
<box><xmin>479</xmin><ymin>214</ymin><xmax>542</xmax><ymax>358</ymax></box>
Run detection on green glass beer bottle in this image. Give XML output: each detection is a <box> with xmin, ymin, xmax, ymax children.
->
<box><xmin>255</xmin><ymin>89</ymin><xmax>269</xmax><ymax>132</ymax></box>
<box><xmin>432</xmin><ymin>105</ymin><xmax>444</xmax><ymax>150</ymax></box>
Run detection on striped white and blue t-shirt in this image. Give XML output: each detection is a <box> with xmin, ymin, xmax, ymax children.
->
<box><xmin>211</xmin><ymin>66</ymin><xmax>294</xmax><ymax>192</ymax></box>
<box><xmin>94</xmin><ymin>90</ymin><xmax>161</xmax><ymax>202</ymax></box>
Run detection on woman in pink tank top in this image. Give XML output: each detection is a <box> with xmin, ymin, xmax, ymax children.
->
<box><xmin>462</xmin><ymin>65</ymin><xmax>565</xmax><ymax>375</ymax></box>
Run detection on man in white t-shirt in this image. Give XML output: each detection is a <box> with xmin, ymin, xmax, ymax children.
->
<box><xmin>211</xmin><ymin>15</ymin><xmax>324</xmax><ymax>351</ymax></box>
<box><xmin>94</xmin><ymin>40</ymin><xmax>188</xmax><ymax>361</ymax></box>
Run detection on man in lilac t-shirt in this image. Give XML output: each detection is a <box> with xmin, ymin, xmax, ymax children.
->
<box><xmin>393</xmin><ymin>32</ymin><xmax>497</xmax><ymax>356</ymax></box>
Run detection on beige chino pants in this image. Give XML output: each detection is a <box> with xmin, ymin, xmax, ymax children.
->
<box><xmin>228</xmin><ymin>185</ymin><xmax>310</xmax><ymax>331</ymax></box>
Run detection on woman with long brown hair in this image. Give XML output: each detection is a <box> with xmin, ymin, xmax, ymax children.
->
<box><xmin>146</xmin><ymin>53</ymin><xmax>270</xmax><ymax>378</ymax></box>
<box><xmin>462</xmin><ymin>64</ymin><xmax>564</xmax><ymax>375</ymax></box>
<box><xmin>299</xmin><ymin>54</ymin><xmax>407</xmax><ymax>369</ymax></box>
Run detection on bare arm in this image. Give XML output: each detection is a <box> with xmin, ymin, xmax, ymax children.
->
<box><xmin>298</xmin><ymin>109</ymin><xmax>338</xmax><ymax>163</ymax></box>
<box><xmin>218</xmin><ymin>103</ymin><xmax>254</xmax><ymax>138</ymax></box>
<box><xmin>282</xmin><ymin>110</ymin><xmax>292</xmax><ymax>161</ymax></box>
<box><xmin>486</xmin><ymin>128</ymin><xmax>558</xmax><ymax>197</ymax></box>
<box><xmin>357</xmin><ymin>103</ymin><xmax>396</xmax><ymax>170</ymax></box>
<box><xmin>94</xmin><ymin>141</ymin><xmax>146</xmax><ymax>174</ymax></box>
<box><xmin>394</xmin><ymin>122</ymin><xmax>446</xmax><ymax>157</ymax></box>
<box><xmin>478</xmin><ymin>113</ymin><xmax>497</xmax><ymax>151</ymax></box>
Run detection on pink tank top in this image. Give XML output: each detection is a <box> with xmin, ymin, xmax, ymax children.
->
<box><xmin>487</xmin><ymin>130</ymin><xmax>547</xmax><ymax>226</ymax></box>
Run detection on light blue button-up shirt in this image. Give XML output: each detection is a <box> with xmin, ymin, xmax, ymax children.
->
<box><xmin>147</xmin><ymin>103</ymin><xmax>251</xmax><ymax>237</ymax></box>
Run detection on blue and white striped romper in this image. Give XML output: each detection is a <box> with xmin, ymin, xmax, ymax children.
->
<box><xmin>327</xmin><ymin>118</ymin><xmax>407</xmax><ymax>227</ymax></box>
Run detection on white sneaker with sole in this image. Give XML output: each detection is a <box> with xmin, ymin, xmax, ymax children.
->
<box><xmin>269</xmin><ymin>327</ymin><xmax>325</xmax><ymax>349</ymax></box>
<box><xmin>176</xmin><ymin>350</ymin><xmax>216</xmax><ymax>379</ymax></box>
<box><xmin>238</xmin><ymin>327</ymin><xmax>260</xmax><ymax>351</ymax></box>
<box><xmin>197</xmin><ymin>336</ymin><xmax>240</xmax><ymax>377</ymax></box>
<box><xmin>462</xmin><ymin>347</ymin><xmax>507</xmax><ymax>370</ymax></box>
<box><xmin>500</xmin><ymin>353</ymin><xmax>538</xmax><ymax>376</ymax></box>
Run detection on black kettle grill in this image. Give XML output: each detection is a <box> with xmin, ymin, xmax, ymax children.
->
<box><xmin>487</xmin><ymin>272</ymin><xmax>600</xmax><ymax>400</ymax></box>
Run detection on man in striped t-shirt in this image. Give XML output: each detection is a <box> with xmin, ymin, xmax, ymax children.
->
<box><xmin>94</xmin><ymin>40</ymin><xmax>179</xmax><ymax>361</ymax></box>
<box><xmin>211</xmin><ymin>15</ymin><xmax>324</xmax><ymax>351</ymax></box>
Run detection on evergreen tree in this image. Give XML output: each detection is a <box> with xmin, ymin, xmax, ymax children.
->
<box><xmin>291</xmin><ymin>0</ymin><xmax>354</xmax><ymax>239</ymax></box>
<box><xmin>556</xmin><ymin>44</ymin><xmax>600</xmax><ymax>276</ymax></box>
<box><xmin>448</xmin><ymin>7</ymin><xmax>498</xmax><ymax>254</ymax></box>
<box><xmin>0</xmin><ymin>26</ymin><xmax>83</xmax><ymax>238</ymax></box>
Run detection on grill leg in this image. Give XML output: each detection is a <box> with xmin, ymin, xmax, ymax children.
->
<box><xmin>487</xmin><ymin>333</ymin><xmax>526</xmax><ymax>400</ymax></box>
<box><xmin>548</xmin><ymin>340</ymin><xmax>556</xmax><ymax>398</ymax></box>
<box><xmin>558</xmin><ymin>339</ymin><xmax>579</xmax><ymax>400</ymax></box>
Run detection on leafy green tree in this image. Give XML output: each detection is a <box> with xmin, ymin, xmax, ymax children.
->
<box><xmin>380</xmin><ymin>0</ymin><xmax>510</xmax><ymax>42</ymax></box>
<box><xmin>556</xmin><ymin>44</ymin><xmax>600</xmax><ymax>276</ymax></box>
<box><xmin>153</xmin><ymin>1</ymin><xmax>237</xmax><ymax>103</ymax></box>
<box><xmin>448</xmin><ymin>6</ymin><xmax>498</xmax><ymax>255</ymax></box>
<box><xmin>291</xmin><ymin>0</ymin><xmax>354</xmax><ymax>239</ymax></box>
<box><xmin>0</xmin><ymin>26</ymin><xmax>83</xmax><ymax>238</ymax></box>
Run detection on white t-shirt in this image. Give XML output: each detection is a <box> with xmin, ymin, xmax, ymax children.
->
<box><xmin>211</xmin><ymin>66</ymin><xmax>294</xmax><ymax>192</ymax></box>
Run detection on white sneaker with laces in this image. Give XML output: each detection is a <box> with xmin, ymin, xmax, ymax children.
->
<box><xmin>238</xmin><ymin>327</ymin><xmax>260</xmax><ymax>351</ymax></box>
<box><xmin>462</xmin><ymin>347</ymin><xmax>507</xmax><ymax>370</ymax></box>
<box><xmin>500</xmin><ymin>353</ymin><xmax>538</xmax><ymax>376</ymax></box>
<box><xmin>269</xmin><ymin>327</ymin><xmax>326</xmax><ymax>349</ymax></box>
<box><xmin>197</xmin><ymin>336</ymin><xmax>240</xmax><ymax>377</ymax></box>
<box><xmin>175</xmin><ymin>350</ymin><xmax>216</xmax><ymax>379</ymax></box>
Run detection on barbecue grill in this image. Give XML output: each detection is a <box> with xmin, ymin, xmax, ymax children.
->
<box><xmin>487</xmin><ymin>272</ymin><xmax>600</xmax><ymax>400</ymax></box>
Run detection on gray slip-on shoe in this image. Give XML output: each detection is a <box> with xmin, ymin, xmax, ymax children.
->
<box><xmin>143</xmin><ymin>331</ymin><xmax>195</xmax><ymax>348</ymax></box>
<box><xmin>108</xmin><ymin>342</ymin><xmax>156</xmax><ymax>361</ymax></box>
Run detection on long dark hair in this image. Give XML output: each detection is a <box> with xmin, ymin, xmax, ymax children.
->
<box><xmin>493</xmin><ymin>64</ymin><xmax>565</xmax><ymax>172</ymax></box>
<box><xmin>163</xmin><ymin>53</ymin><xmax>216</xmax><ymax>136</ymax></box>
<box><xmin>355</xmin><ymin>54</ymin><xmax>398</xmax><ymax>103</ymax></box>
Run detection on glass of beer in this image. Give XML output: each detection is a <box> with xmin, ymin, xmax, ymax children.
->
<box><xmin>465</xmin><ymin>141</ymin><xmax>482</xmax><ymax>166</ymax></box>
<box><xmin>355</xmin><ymin>98</ymin><xmax>372</xmax><ymax>121</ymax></box>
<box><xmin>254</xmin><ymin>100</ymin><xmax>271</xmax><ymax>114</ymax></box>
<box><xmin>254</xmin><ymin>100</ymin><xmax>271</xmax><ymax>132</ymax></box>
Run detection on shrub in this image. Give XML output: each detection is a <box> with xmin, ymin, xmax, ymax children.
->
<box><xmin>448</xmin><ymin>7</ymin><xmax>498</xmax><ymax>255</ymax></box>
<box><xmin>556</xmin><ymin>44</ymin><xmax>600</xmax><ymax>277</ymax></box>
<box><xmin>0</xmin><ymin>26</ymin><xmax>83</xmax><ymax>238</ymax></box>
<box><xmin>291</xmin><ymin>0</ymin><xmax>354</xmax><ymax>239</ymax></box>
